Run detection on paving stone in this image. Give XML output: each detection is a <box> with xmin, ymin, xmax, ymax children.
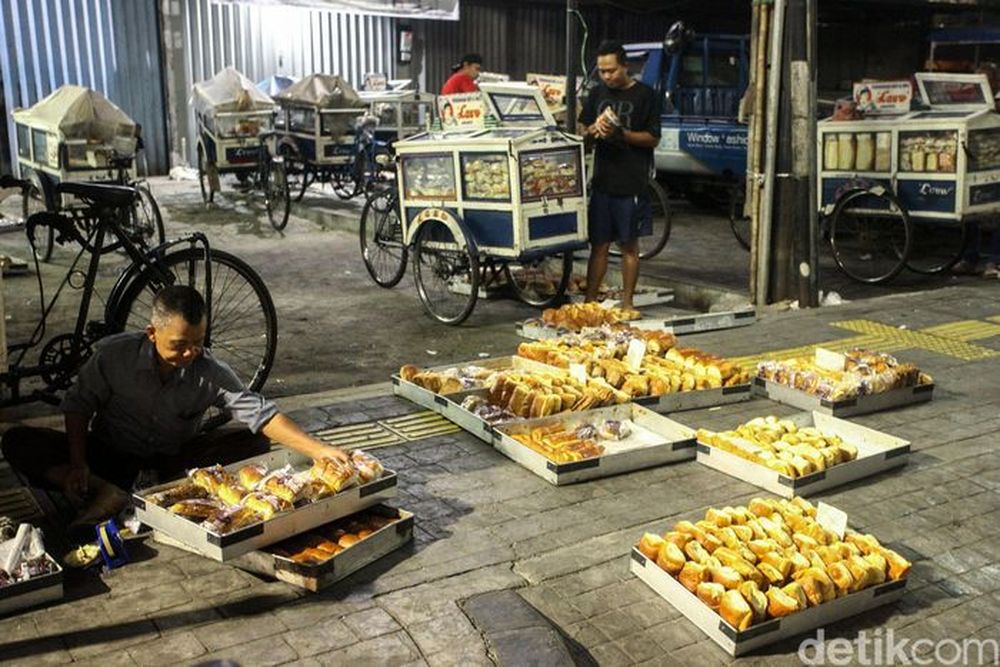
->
<box><xmin>486</xmin><ymin>625</ymin><xmax>577</xmax><ymax>666</ymax></box>
<box><xmin>643</xmin><ymin>619</ymin><xmax>700</xmax><ymax>651</ymax></box>
<box><xmin>405</xmin><ymin>603</ymin><xmax>482</xmax><ymax>657</ymax></box>
<box><xmin>618</xmin><ymin>631</ymin><xmax>667</xmax><ymax>663</ymax></box>
<box><xmin>66</xmin><ymin>649</ymin><xmax>139</xmax><ymax>666</ymax></box>
<box><xmin>192</xmin><ymin>611</ymin><xmax>288</xmax><ymax>651</ymax></box>
<box><xmin>200</xmin><ymin>634</ymin><xmax>299</xmax><ymax>666</ymax></box>
<box><xmin>106</xmin><ymin>581</ymin><xmax>194</xmax><ymax>623</ymax></box>
<box><xmin>0</xmin><ymin>615</ymin><xmax>38</xmax><ymax>643</ymax></box>
<box><xmin>149</xmin><ymin>600</ymin><xmax>222</xmax><ymax>635</ymax></box>
<box><xmin>314</xmin><ymin>630</ymin><xmax>422</xmax><ymax>664</ymax></box>
<box><xmin>65</xmin><ymin>619</ymin><xmax>160</xmax><ymax>661</ymax></box>
<box><xmin>179</xmin><ymin>565</ymin><xmax>256</xmax><ymax>600</ymax></box>
<box><xmin>281</xmin><ymin>617</ymin><xmax>358</xmax><ymax>657</ymax></box>
<box><xmin>99</xmin><ymin>559</ymin><xmax>188</xmax><ymax>597</ymax></box>
<box><xmin>425</xmin><ymin>646</ymin><xmax>493</xmax><ymax>667</ymax></box>
<box><xmin>563</xmin><ymin>621</ymin><xmax>611</xmax><ymax>648</ymax></box>
<box><xmin>342</xmin><ymin>606</ymin><xmax>403</xmax><ymax>638</ymax></box>
<box><xmin>0</xmin><ymin>636</ymin><xmax>71</xmax><ymax>667</ymax></box>
<box><xmin>589</xmin><ymin>640</ymin><xmax>633</xmax><ymax>666</ymax></box>
<box><xmin>126</xmin><ymin>631</ymin><xmax>206</xmax><ymax>666</ymax></box>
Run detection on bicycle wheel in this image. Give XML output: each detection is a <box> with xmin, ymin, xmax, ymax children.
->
<box><xmin>412</xmin><ymin>218</ymin><xmax>479</xmax><ymax>325</ymax></box>
<box><xmin>730</xmin><ymin>186</ymin><xmax>752</xmax><ymax>251</ymax></box>
<box><xmin>124</xmin><ymin>185</ymin><xmax>166</xmax><ymax>250</ymax></box>
<box><xmin>829</xmin><ymin>187</ymin><xmax>910</xmax><ymax>285</ymax></box>
<box><xmin>609</xmin><ymin>180</ymin><xmax>671</xmax><ymax>260</ymax></box>
<box><xmin>332</xmin><ymin>166</ymin><xmax>360</xmax><ymax>200</ymax></box>
<box><xmin>197</xmin><ymin>145</ymin><xmax>214</xmax><ymax>204</ymax></box>
<box><xmin>22</xmin><ymin>183</ymin><xmax>53</xmax><ymax>261</ymax></box>
<box><xmin>503</xmin><ymin>252</ymin><xmax>573</xmax><ymax>307</ymax></box>
<box><xmin>294</xmin><ymin>168</ymin><xmax>311</xmax><ymax>202</ymax></box>
<box><xmin>360</xmin><ymin>194</ymin><xmax>408</xmax><ymax>288</ymax></box>
<box><xmin>107</xmin><ymin>247</ymin><xmax>277</xmax><ymax>392</ymax></box>
<box><xmin>904</xmin><ymin>219</ymin><xmax>968</xmax><ymax>275</ymax></box>
<box><xmin>265</xmin><ymin>158</ymin><xmax>292</xmax><ymax>231</ymax></box>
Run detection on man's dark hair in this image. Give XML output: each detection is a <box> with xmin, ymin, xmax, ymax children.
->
<box><xmin>596</xmin><ymin>40</ymin><xmax>627</xmax><ymax>66</ymax></box>
<box><xmin>152</xmin><ymin>285</ymin><xmax>206</xmax><ymax>327</ymax></box>
<box><xmin>452</xmin><ymin>53</ymin><xmax>483</xmax><ymax>72</ymax></box>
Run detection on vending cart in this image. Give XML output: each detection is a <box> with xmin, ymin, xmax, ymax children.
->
<box><xmin>364</xmin><ymin>83</ymin><xmax>588</xmax><ymax>325</ymax></box>
<box><xmin>818</xmin><ymin>72</ymin><xmax>1000</xmax><ymax>284</ymax></box>
<box><xmin>12</xmin><ymin>85</ymin><xmax>162</xmax><ymax>260</ymax></box>
<box><xmin>193</xmin><ymin>67</ymin><xmax>291</xmax><ymax>230</ymax></box>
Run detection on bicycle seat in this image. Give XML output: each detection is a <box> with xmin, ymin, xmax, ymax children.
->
<box><xmin>57</xmin><ymin>182</ymin><xmax>137</xmax><ymax>209</ymax></box>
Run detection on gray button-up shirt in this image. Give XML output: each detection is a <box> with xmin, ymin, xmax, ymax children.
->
<box><xmin>61</xmin><ymin>332</ymin><xmax>279</xmax><ymax>458</ymax></box>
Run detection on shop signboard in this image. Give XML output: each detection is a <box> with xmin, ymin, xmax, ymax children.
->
<box><xmin>437</xmin><ymin>92</ymin><xmax>486</xmax><ymax>130</ymax></box>
<box><xmin>853</xmin><ymin>81</ymin><xmax>912</xmax><ymax>115</ymax></box>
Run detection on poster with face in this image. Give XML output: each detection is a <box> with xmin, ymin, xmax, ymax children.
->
<box><xmin>852</xmin><ymin>81</ymin><xmax>912</xmax><ymax>115</ymax></box>
<box><xmin>437</xmin><ymin>92</ymin><xmax>487</xmax><ymax>130</ymax></box>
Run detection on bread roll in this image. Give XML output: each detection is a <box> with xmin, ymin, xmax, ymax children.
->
<box><xmin>827</xmin><ymin>561</ymin><xmax>855</xmax><ymax>597</ymax></box>
<box><xmin>711</xmin><ymin>565</ymin><xmax>744</xmax><ymax>590</ymax></box>
<box><xmin>655</xmin><ymin>542</ymin><xmax>687</xmax><ymax>576</ymax></box>
<box><xmin>696</xmin><ymin>582</ymin><xmax>726</xmax><ymax>610</ymax></box>
<box><xmin>765</xmin><ymin>586</ymin><xmax>801</xmax><ymax>618</ymax></box>
<box><xmin>881</xmin><ymin>548</ymin><xmax>911</xmax><ymax>581</ymax></box>
<box><xmin>720</xmin><ymin>590</ymin><xmax>754</xmax><ymax>631</ymax></box>
<box><xmin>757</xmin><ymin>562</ymin><xmax>786</xmax><ymax>587</ymax></box>
<box><xmin>238</xmin><ymin>464</ymin><xmax>268</xmax><ymax>491</ymax></box>
<box><xmin>638</xmin><ymin>533</ymin><xmax>665</xmax><ymax>561</ymax></box>
<box><xmin>683</xmin><ymin>540</ymin><xmax>711</xmax><ymax>564</ymax></box>
<box><xmin>679</xmin><ymin>561</ymin><xmax>711</xmax><ymax>592</ymax></box>
<box><xmin>782</xmin><ymin>581</ymin><xmax>808</xmax><ymax>610</ymax></box>
<box><xmin>338</xmin><ymin>533</ymin><xmax>360</xmax><ymax>548</ymax></box>
<box><xmin>399</xmin><ymin>364</ymin><xmax>420</xmax><ymax>381</ymax></box>
<box><xmin>662</xmin><ymin>531</ymin><xmax>692</xmax><ymax>549</ymax></box>
<box><xmin>739</xmin><ymin>581</ymin><xmax>767</xmax><ymax>622</ymax></box>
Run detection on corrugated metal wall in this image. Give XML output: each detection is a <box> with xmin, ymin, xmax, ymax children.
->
<box><xmin>175</xmin><ymin>0</ymin><xmax>397</xmax><ymax>166</ymax></box>
<box><xmin>0</xmin><ymin>0</ymin><xmax>168</xmax><ymax>174</ymax></box>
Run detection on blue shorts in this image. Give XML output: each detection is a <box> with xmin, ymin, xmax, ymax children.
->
<box><xmin>588</xmin><ymin>191</ymin><xmax>652</xmax><ymax>246</ymax></box>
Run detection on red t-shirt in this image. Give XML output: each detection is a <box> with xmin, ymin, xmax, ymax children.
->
<box><xmin>441</xmin><ymin>72</ymin><xmax>478</xmax><ymax>95</ymax></box>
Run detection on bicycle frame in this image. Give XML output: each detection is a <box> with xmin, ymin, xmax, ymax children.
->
<box><xmin>1</xmin><ymin>199</ymin><xmax>212</xmax><ymax>407</ymax></box>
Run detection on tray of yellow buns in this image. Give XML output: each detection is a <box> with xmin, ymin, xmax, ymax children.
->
<box><xmin>695</xmin><ymin>413</ymin><xmax>909</xmax><ymax>498</ymax></box>
<box><xmin>230</xmin><ymin>505</ymin><xmax>413</xmax><ymax>592</ymax></box>
<box><xmin>518</xmin><ymin>334</ymin><xmax>754</xmax><ymax>413</ymax></box>
<box><xmin>492</xmin><ymin>403</ymin><xmax>696</xmax><ymax>484</ymax></box>
<box><xmin>392</xmin><ymin>356</ymin><xmax>559</xmax><ymax>414</ymax></box>
<box><xmin>630</xmin><ymin>497</ymin><xmax>910</xmax><ymax>657</ymax></box>
<box><xmin>137</xmin><ymin>448</ymin><xmax>396</xmax><ymax>562</ymax></box>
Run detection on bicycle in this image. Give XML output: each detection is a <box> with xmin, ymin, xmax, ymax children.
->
<box><xmin>0</xmin><ymin>175</ymin><xmax>277</xmax><ymax>412</ymax></box>
<box><xmin>21</xmin><ymin>148</ymin><xmax>165</xmax><ymax>262</ymax></box>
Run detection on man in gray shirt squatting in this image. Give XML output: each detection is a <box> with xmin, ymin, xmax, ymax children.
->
<box><xmin>1</xmin><ymin>285</ymin><xmax>349</xmax><ymax>530</ymax></box>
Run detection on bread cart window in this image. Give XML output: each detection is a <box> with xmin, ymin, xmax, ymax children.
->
<box><xmin>288</xmin><ymin>108</ymin><xmax>315</xmax><ymax>134</ymax></box>
<box><xmin>402</xmin><ymin>154</ymin><xmax>457</xmax><ymax>200</ymax></box>
<box><xmin>321</xmin><ymin>112</ymin><xmax>354</xmax><ymax>138</ymax></box>
<box><xmin>16</xmin><ymin>125</ymin><xmax>30</xmax><ymax>159</ymax></box>
<box><xmin>519</xmin><ymin>149</ymin><xmax>582</xmax><ymax>201</ymax></box>
<box><xmin>968</xmin><ymin>128</ymin><xmax>1000</xmax><ymax>172</ymax></box>
<box><xmin>922</xmin><ymin>78</ymin><xmax>991</xmax><ymax>108</ymax></box>
<box><xmin>461</xmin><ymin>153</ymin><xmax>511</xmax><ymax>201</ymax></box>
<box><xmin>823</xmin><ymin>131</ymin><xmax>891</xmax><ymax>172</ymax></box>
<box><xmin>31</xmin><ymin>130</ymin><xmax>54</xmax><ymax>168</ymax></box>
<box><xmin>898</xmin><ymin>130</ymin><xmax>958</xmax><ymax>173</ymax></box>
<box><xmin>486</xmin><ymin>92</ymin><xmax>546</xmax><ymax>123</ymax></box>
<box><xmin>65</xmin><ymin>142</ymin><xmax>110</xmax><ymax>170</ymax></box>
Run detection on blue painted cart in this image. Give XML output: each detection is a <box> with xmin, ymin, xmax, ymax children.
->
<box><xmin>817</xmin><ymin>72</ymin><xmax>1000</xmax><ymax>284</ymax></box>
<box><xmin>365</xmin><ymin>84</ymin><xmax>588</xmax><ymax>324</ymax></box>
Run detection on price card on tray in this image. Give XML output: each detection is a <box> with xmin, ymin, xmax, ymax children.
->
<box><xmin>626</xmin><ymin>339</ymin><xmax>647</xmax><ymax>372</ymax></box>
<box><xmin>816</xmin><ymin>502</ymin><xmax>848</xmax><ymax>540</ymax></box>
<box><xmin>599</xmin><ymin>298</ymin><xmax>619</xmax><ymax>309</ymax></box>
<box><xmin>569</xmin><ymin>363</ymin><xmax>588</xmax><ymax>384</ymax></box>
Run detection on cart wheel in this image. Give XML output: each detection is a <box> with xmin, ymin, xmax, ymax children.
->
<box><xmin>412</xmin><ymin>218</ymin><xmax>479</xmax><ymax>325</ymax></box>
<box><xmin>503</xmin><ymin>252</ymin><xmax>573</xmax><ymax>307</ymax></box>
<box><xmin>332</xmin><ymin>167</ymin><xmax>360</xmax><ymax>200</ymax></box>
<box><xmin>124</xmin><ymin>185</ymin><xmax>166</xmax><ymax>250</ymax></box>
<box><xmin>197</xmin><ymin>145</ymin><xmax>214</xmax><ymax>204</ymax></box>
<box><xmin>265</xmin><ymin>158</ymin><xmax>291</xmax><ymax>231</ymax></box>
<box><xmin>829</xmin><ymin>187</ymin><xmax>911</xmax><ymax>285</ymax></box>
<box><xmin>22</xmin><ymin>183</ymin><xmax>53</xmax><ymax>261</ymax></box>
<box><xmin>294</xmin><ymin>168</ymin><xmax>311</xmax><ymax>202</ymax></box>
<box><xmin>360</xmin><ymin>193</ymin><xmax>407</xmax><ymax>288</ymax></box>
<box><xmin>730</xmin><ymin>185</ymin><xmax>752</xmax><ymax>251</ymax></box>
<box><xmin>904</xmin><ymin>219</ymin><xmax>968</xmax><ymax>275</ymax></box>
<box><xmin>609</xmin><ymin>179</ymin><xmax>672</xmax><ymax>260</ymax></box>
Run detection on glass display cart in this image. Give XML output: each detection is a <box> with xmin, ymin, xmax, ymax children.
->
<box><xmin>193</xmin><ymin>67</ymin><xmax>291</xmax><ymax>230</ymax></box>
<box><xmin>363</xmin><ymin>84</ymin><xmax>588</xmax><ymax>324</ymax></box>
<box><xmin>818</xmin><ymin>72</ymin><xmax>1000</xmax><ymax>283</ymax></box>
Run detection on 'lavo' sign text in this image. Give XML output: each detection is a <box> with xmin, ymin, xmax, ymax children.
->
<box><xmin>438</xmin><ymin>93</ymin><xmax>486</xmax><ymax>130</ymax></box>
<box><xmin>854</xmin><ymin>81</ymin><xmax>912</xmax><ymax>115</ymax></box>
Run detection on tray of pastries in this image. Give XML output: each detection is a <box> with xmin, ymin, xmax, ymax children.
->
<box><xmin>695</xmin><ymin>413</ymin><xmax>909</xmax><ymax>497</ymax></box>
<box><xmin>519</xmin><ymin>303</ymin><xmax>642</xmax><ymax>337</ymax></box>
<box><xmin>631</xmin><ymin>496</ymin><xmax>910</xmax><ymax>656</ymax></box>
<box><xmin>492</xmin><ymin>403</ymin><xmax>696</xmax><ymax>484</ymax></box>
<box><xmin>754</xmin><ymin>348</ymin><xmax>934</xmax><ymax>416</ymax></box>
<box><xmin>392</xmin><ymin>356</ymin><xmax>558</xmax><ymax>413</ymax></box>
<box><xmin>518</xmin><ymin>330</ymin><xmax>753</xmax><ymax>412</ymax></box>
<box><xmin>138</xmin><ymin>449</ymin><xmax>396</xmax><ymax>562</ymax></box>
<box><xmin>231</xmin><ymin>505</ymin><xmax>414</xmax><ymax>592</ymax></box>
<box><xmin>0</xmin><ymin>522</ymin><xmax>64</xmax><ymax>615</ymax></box>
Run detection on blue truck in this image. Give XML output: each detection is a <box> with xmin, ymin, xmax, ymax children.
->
<box><xmin>624</xmin><ymin>30</ymin><xmax>751</xmax><ymax>208</ymax></box>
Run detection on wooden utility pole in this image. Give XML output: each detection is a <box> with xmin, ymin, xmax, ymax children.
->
<box><xmin>565</xmin><ymin>0</ymin><xmax>578</xmax><ymax>131</ymax></box>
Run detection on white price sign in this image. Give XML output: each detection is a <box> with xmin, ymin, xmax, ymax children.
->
<box><xmin>816</xmin><ymin>502</ymin><xmax>848</xmax><ymax>540</ymax></box>
<box><xmin>626</xmin><ymin>339</ymin><xmax>647</xmax><ymax>372</ymax></box>
<box><xmin>569</xmin><ymin>363</ymin><xmax>588</xmax><ymax>384</ymax></box>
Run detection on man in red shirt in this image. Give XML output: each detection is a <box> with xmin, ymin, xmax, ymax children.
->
<box><xmin>441</xmin><ymin>53</ymin><xmax>482</xmax><ymax>95</ymax></box>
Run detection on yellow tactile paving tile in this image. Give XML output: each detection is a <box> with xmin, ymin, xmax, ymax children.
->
<box><xmin>832</xmin><ymin>320</ymin><xmax>1000</xmax><ymax>361</ymax></box>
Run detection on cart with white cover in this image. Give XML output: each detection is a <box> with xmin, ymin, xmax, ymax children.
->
<box><xmin>273</xmin><ymin>74</ymin><xmax>385</xmax><ymax>203</ymax></box>
<box><xmin>12</xmin><ymin>85</ymin><xmax>163</xmax><ymax>260</ymax></box>
<box><xmin>193</xmin><ymin>67</ymin><xmax>291</xmax><ymax>230</ymax></box>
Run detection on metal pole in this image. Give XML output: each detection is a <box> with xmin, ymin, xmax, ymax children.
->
<box><xmin>806</xmin><ymin>0</ymin><xmax>819</xmax><ymax>305</ymax></box>
<box><xmin>565</xmin><ymin>0</ymin><xmax>578</xmax><ymax>131</ymax></box>
<box><xmin>756</xmin><ymin>0</ymin><xmax>785</xmax><ymax>306</ymax></box>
